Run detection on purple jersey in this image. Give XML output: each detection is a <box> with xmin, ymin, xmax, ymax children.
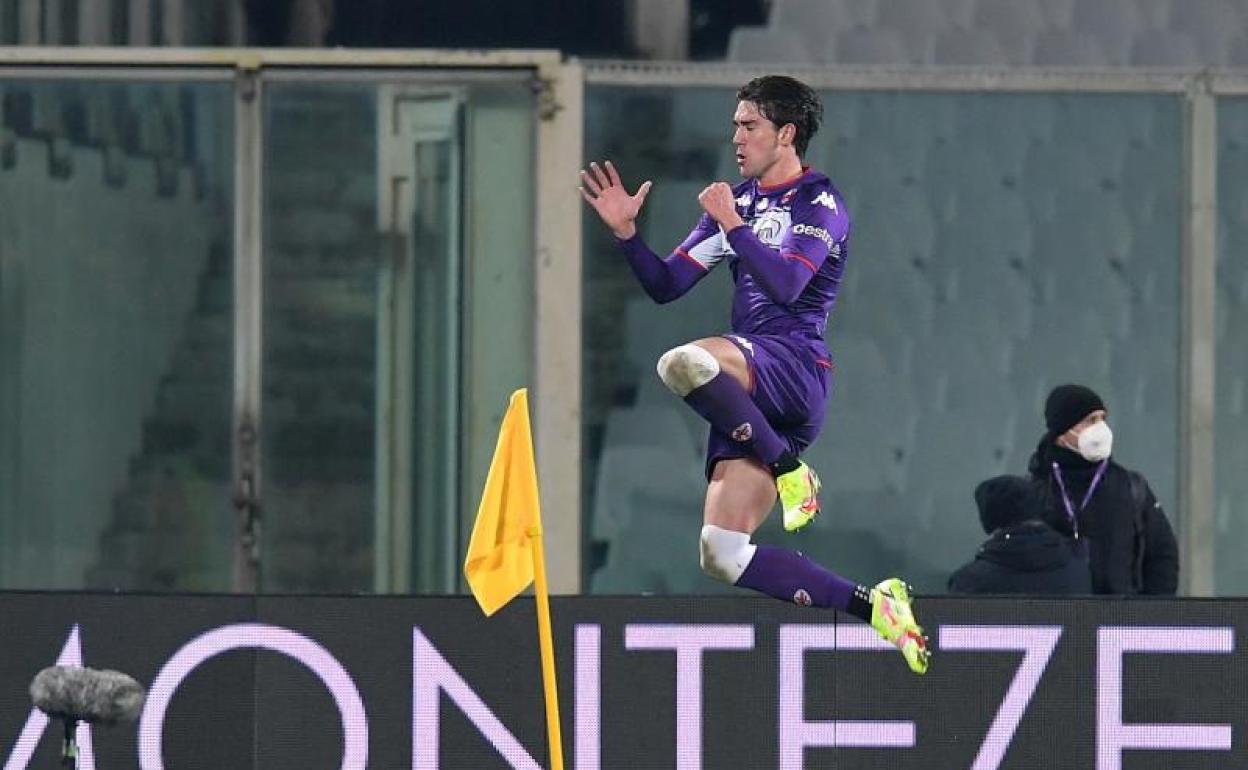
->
<box><xmin>674</xmin><ymin>168</ymin><xmax>850</xmax><ymax>348</ymax></box>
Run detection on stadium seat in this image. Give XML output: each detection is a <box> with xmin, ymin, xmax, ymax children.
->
<box><xmin>623</xmin><ymin>296</ymin><xmax>682</xmax><ymax>384</ymax></box>
<box><xmin>806</xmin><ymin>409</ymin><xmax>912</xmax><ymax>493</ymax></box>
<box><xmin>889</xmin><ymin>95</ymin><xmax>960</xmax><ymax>173</ymax></box>
<box><xmin>602</xmin><ymin>402</ymin><xmax>704</xmax><ymax>459</ymax></box>
<box><xmin>1030</xmin><ymin>29</ymin><xmax>1109</xmax><ymax>66</ymax></box>
<box><xmin>933</xmin><ymin>261</ymin><xmax>1033</xmax><ymax>341</ymax></box>
<box><xmin>670</xmin><ymin>90</ymin><xmax>738</xmax><ymax>150</ymax></box>
<box><xmin>1022</xmin><ymin>141</ymin><xmax>1124</xmax><ymax>203</ymax></box>
<box><xmin>1050</xmin><ymin>189</ymin><xmax>1133</xmax><ymax>276</ymax></box>
<box><xmin>829</xmin><ymin>328</ymin><xmax>917</xmax><ymax>407</ymax></box>
<box><xmin>875</xmin><ymin>0</ymin><xmax>972</xmax><ymax>64</ymax></box>
<box><xmin>932</xmin><ymin>28</ymin><xmax>1009</xmax><ymax>66</ymax></box>
<box><xmin>833</xmin><ymin>134</ymin><xmax>906</xmax><ymax>195</ymax></box>
<box><xmin>844</xmin><ymin>221</ymin><xmax>936</xmax><ymax>345</ymax></box>
<box><xmin>1036</xmin><ymin>0</ymin><xmax>1079</xmax><ymax>27</ymax></box>
<box><xmin>906</xmin><ymin>408</ymin><xmax>1017</xmax><ymax>506</ymax></box>
<box><xmin>590</xmin><ymin>443</ymin><xmax>705</xmax><ymax>545</ymax></box>
<box><xmin>726</xmin><ymin>26</ymin><xmax>817</xmax><ymax>64</ymax></box>
<box><xmin>951</xmin><ymin>95</ymin><xmax>1054</xmax><ymax>183</ymax></box>
<box><xmin>590</xmin><ymin>462</ymin><xmax>721</xmax><ymax>595</ymax></box>
<box><xmin>813</xmin><ymin>93</ymin><xmax>863</xmax><ymax>152</ymax></box>
<box><xmin>1069</xmin><ymin>0</ymin><xmax>1143</xmax><ymax>64</ymax></box>
<box><xmin>834</xmin><ymin>27</ymin><xmax>912</xmax><ymax>66</ymax></box>
<box><xmin>970</xmin><ymin>0</ymin><xmax>1048</xmax><ymax>65</ymax></box>
<box><xmin>771</xmin><ymin>0</ymin><xmax>876</xmax><ymax>30</ymax></box>
<box><xmin>1169</xmin><ymin>0</ymin><xmax>1244</xmax><ymax>63</ymax></box>
<box><xmin>1226</xmin><ymin>34</ymin><xmax>1248</xmax><ymax>69</ymax></box>
<box><xmin>1216</xmin><ymin>497</ymin><xmax>1248</xmax><ymax>593</ymax></box>
<box><xmin>904</xmin><ymin>487</ymin><xmax>992</xmax><ymax>592</ymax></box>
<box><xmin>1006</xmin><ymin>307</ymin><xmax>1114</xmax><ymax>408</ymax></box>
<box><xmin>1129</xmin><ymin>29</ymin><xmax>1203</xmax><ymax>67</ymax></box>
<box><xmin>928</xmin><ymin>144</ymin><xmax>1028</xmax><ymax>230</ymax></box>
<box><xmin>769</xmin><ymin>0</ymin><xmax>877</xmax><ymax>60</ymax></box>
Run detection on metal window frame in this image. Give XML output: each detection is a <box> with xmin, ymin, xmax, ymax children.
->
<box><xmin>582</xmin><ymin>59</ymin><xmax>1229</xmax><ymax>596</ymax></box>
<box><xmin>0</xmin><ymin>46</ymin><xmax>583</xmax><ymax>594</ymax></box>
<box><xmin>3</xmin><ymin>46</ymin><xmax>1237</xmax><ymax>596</ymax></box>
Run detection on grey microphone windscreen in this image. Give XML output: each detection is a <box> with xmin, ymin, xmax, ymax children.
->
<box><xmin>30</xmin><ymin>666</ymin><xmax>145</xmax><ymax>725</ymax></box>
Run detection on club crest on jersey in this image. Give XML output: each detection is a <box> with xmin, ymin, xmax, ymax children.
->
<box><xmin>751</xmin><ymin>209</ymin><xmax>787</xmax><ymax>245</ymax></box>
<box><xmin>731</xmin><ymin>422</ymin><xmax>753</xmax><ymax>442</ymax></box>
<box><xmin>793</xmin><ymin>589</ymin><xmax>813</xmax><ymax>607</ymax></box>
<box><xmin>812</xmin><ymin>190</ymin><xmax>839</xmax><ymax>213</ymax></box>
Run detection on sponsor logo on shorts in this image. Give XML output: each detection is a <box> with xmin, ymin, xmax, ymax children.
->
<box><xmin>793</xmin><ymin>589</ymin><xmax>813</xmax><ymax>607</ymax></box>
<box><xmin>791</xmin><ymin>223</ymin><xmax>835</xmax><ymax>249</ymax></box>
<box><xmin>731</xmin><ymin>422</ymin><xmax>753</xmax><ymax>442</ymax></box>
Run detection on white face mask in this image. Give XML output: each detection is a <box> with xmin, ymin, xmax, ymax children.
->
<box><xmin>1077</xmin><ymin>421</ymin><xmax>1113</xmax><ymax>462</ymax></box>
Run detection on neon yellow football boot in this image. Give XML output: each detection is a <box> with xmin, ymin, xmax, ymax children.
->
<box><xmin>869</xmin><ymin>578</ymin><xmax>930</xmax><ymax>675</ymax></box>
<box><xmin>776</xmin><ymin>460</ymin><xmax>821</xmax><ymax>532</ymax></box>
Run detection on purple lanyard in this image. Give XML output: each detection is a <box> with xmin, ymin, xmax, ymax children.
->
<box><xmin>1051</xmin><ymin>459</ymin><xmax>1109</xmax><ymax>539</ymax></box>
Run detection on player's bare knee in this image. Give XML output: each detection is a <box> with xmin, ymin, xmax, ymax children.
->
<box><xmin>699</xmin><ymin>524</ymin><xmax>756</xmax><ymax>584</ymax></box>
<box><xmin>657</xmin><ymin>344</ymin><xmax>720</xmax><ymax>397</ymax></box>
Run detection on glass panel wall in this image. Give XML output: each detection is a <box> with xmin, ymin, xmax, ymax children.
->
<box><xmin>582</xmin><ymin>85</ymin><xmax>1183</xmax><ymax>594</ymax></box>
<box><xmin>0</xmin><ymin>78</ymin><xmax>235</xmax><ymax>589</ymax></box>
<box><xmin>1216</xmin><ymin>97</ymin><xmax>1248</xmax><ymax>595</ymax></box>
<box><xmin>260</xmin><ymin>76</ymin><xmax>534</xmax><ymax>594</ymax></box>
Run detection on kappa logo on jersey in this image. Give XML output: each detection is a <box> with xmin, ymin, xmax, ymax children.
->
<box><xmin>780</xmin><ymin>189</ymin><xmax>797</xmax><ymax>205</ymax></box>
<box><xmin>811</xmin><ymin>190</ymin><xmax>839</xmax><ymax>213</ymax></box>
<box><xmin>735</xmin><ymin>194</ymin><xmax>751</xmax><ymax>207</ymax></box>
<box><xmin>791</xmin><ymin>223</ymin><xmax>836</xmax><ymax>249</ymax></box>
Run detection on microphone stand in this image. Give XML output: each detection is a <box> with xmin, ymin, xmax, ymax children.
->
<box><xmin>59</xmin><ymin>717</ymin><xmax>80</xmax><ymax>768</ymax></box>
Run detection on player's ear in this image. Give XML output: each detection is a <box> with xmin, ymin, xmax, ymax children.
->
<box><xmin>778</xmin><ymin>123</ymin><xmax>796</xmax><ymax>147</ymax></box>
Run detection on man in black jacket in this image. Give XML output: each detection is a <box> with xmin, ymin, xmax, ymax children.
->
<box><xmin>1027</xmin><ymin>384</ymin><xmax>1180</xmax><ymax>595</ymax></box>
<box><xmin>949</xmin><ymin>475</ymin><xmax>1092</xmax><ymax>594</ymax></box>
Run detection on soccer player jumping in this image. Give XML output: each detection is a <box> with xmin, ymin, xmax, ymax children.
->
<box><xmin>580</xmin><ymin>75</ymin><xmax>928</xmax><ymax>674</ymax></box>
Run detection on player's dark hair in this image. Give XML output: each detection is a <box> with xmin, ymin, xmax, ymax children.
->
<box><xmin>736</xmin><ymin>75</ymin><xmax>823</xmax><ymax>157</ymax></box>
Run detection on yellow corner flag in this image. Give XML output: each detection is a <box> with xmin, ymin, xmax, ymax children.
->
<box><xmin>464</xmin><ymin>388</ymin><xmax>565</xmax><ymax>770</ymax></box>
<box><xmin>464</xmin><ymin>388</ymin><xmax>541</xmax><ymax>615</ymax></box>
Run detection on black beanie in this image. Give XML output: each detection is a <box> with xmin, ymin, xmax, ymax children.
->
<box><xmin>1044</xmin><ymin>384</ymin><xmax>1105</xmax><ymax>436</ymax></box>
<box><xmin>975</xmin><ymin>475</ymin><xmax>1042</xmax><ymax>533</ymax></box>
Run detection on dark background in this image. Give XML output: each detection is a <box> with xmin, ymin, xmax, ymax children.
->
<box><xmin>0</xmin><ymin>594</ymin><xmax>1244</xmax><ymax>768</ymax></box>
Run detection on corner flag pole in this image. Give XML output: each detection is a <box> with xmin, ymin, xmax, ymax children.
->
<box><xmin>528</xmin><ymin>523</ymin><xmax>565</xmax><ymax>770</ymax></box>
<box><xmin>463</xmin><ymin>388</ymin><xmax>564</xmax><ymax>769</ymax></box>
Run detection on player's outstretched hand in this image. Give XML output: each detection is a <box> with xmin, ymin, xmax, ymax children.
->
<box><xmin>579</xmin><ymin>160</ymin><xmax>651</xmax><ymax>240</ymax></box>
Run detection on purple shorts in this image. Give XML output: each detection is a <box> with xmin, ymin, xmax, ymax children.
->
<box><xmin>704</xmin><ymin>333</ymin><xmax>833</xmax><ymax>480</ymax></box>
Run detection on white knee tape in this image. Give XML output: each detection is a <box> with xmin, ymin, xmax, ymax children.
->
<box><xmin>656</xmin><ymin>344</ymin><xmax>720</xmax><ymax>397</ymax></box>
<box><xmin>699</xmin><ymin>524</ymin><xmax>757</xmax><ymax>584</ymax></box>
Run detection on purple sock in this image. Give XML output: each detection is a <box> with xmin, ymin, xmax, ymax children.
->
<box><xmin>736</xmin><ymin>545</ymin><xmax>860</xmax><ymax>613</ymax></box>
<box><xmin>683</xmin><ymin>372</ymin><xmax>789</xmax><ymax>465</ymax></box>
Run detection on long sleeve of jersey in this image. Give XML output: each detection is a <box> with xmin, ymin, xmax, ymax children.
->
<box><xmin>615</xmin><ymin>234</ymin><xmax>704</xmax><ymax>303</ymax></box>
<box><xmin>726</xmin><ymin>188</ymin><xmax>846</xmax><ymax>305</ymax></box>
<box><xmin>725</xmin><ymin>226</ymin><xmax>813</xmax><ymax>305</ymax></box>
<box><xmin>615</xmin><ymin>214</ymin><xmax>725</xmax><ymax>304</ymax></box>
